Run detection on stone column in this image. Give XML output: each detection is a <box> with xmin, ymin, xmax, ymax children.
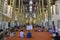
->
<box><xmin>11</xmin><ymin>0</ymin><xmax>16</xmax><ymax>27</ymax></box>
<box><xmin>0</xmin><ymin>0</ymin><xmax>4</xmax><ymax>21</ymax></box>
<box><xmin>46</xmin><ymin>0</ymin><xmax>52</xmax><ymax>28</ymax></box>
<box><xmin>0</xmin><ymin>0</ymin><xmax>4</xmax><ymax>28</ymax></box>
<box><xmin>41</xmin><ymin>0</ymin><xmax>45</xmax><ymax>26</ymax></box>
<box><xmin>37</xmin><ymin>0</ymin><xmax>42</xmax><ymax>25</ymax></box>
<box><xmin>12</xmin><ymin>0</ymin><xmax>16</xmax><ymax>21</ymax></box>
<box><xmin>18</xmin><ymin>0</ymin><xmax>21</xmax><ymax>21</ymax></box>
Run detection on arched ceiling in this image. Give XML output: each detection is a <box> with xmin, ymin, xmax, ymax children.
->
<box><xmin>8</xmin><ymin>0</ymin><xmax>58</xmax><ymax>13</ymax></box>
<box><xmin>8</xmin><ymin>0</ymin><xmax>57</xmax><ymax>5</ymax></box>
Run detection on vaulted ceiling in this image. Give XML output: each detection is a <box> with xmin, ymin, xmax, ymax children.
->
<box><xmin>8</xmin><ymin>0</ymin><xmax>58</xmax><ymax>13</ymax></box>
<box><xmin>8</xmin><ymin>0</ymin><xmax>57</xmax><ymax>5</ymax></box>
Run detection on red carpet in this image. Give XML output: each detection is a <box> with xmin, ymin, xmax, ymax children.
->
<box><xmin>6</xmin><ymin>31</ymin><xmax>52</xmax><ymax>40</ymax></box>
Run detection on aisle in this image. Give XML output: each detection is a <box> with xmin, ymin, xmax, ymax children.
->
<box><xmin>6</xmin><ymin>31</ymin><xmax>52</xmax><ymax>40</ymax></box>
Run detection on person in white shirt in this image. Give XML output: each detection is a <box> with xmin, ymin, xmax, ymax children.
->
<box><xmin>26</xmin><ymin>23</ymin><xmax>33</xmax><ymax>30</ymax></box>
<box><xmin>49</xmin><ymin>28</ymin><xmax>54</xmax><ymax>34</ymax></box>
<box><xmin>10</xmin><ymin>31</ymin><xmax>15</xmax><ymax>37</ymax></box>
<box><xmin>20</xmin><ymin>30</ymin><xmax>24</xmax><ymax>38</ymax></box>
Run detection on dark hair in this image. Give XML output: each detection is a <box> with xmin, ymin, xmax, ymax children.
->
<box><xmin>43</xmin><ymin>27</ymin><xmax>45</xmax><ymax>29</ymax></box>
<box><xmin>27</xmin><ymin>23</ymin><xmax>30</xmax><ymax>25</ymax></box>
<box><xmin>28</xmin><ymin>30</ymin><xmax>30</xmax><ymax>32</ymax></box>
<box><xmin>56</xmin><ymin>32</ymin><xmax>58</xmax><ymax>35</ymax></box>
<box><xmin>21</xmin><ymin>30</ymin><xmax>23</xmax><ymax>31</ymax></box>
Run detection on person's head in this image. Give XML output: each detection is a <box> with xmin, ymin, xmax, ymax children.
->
<box><xmin>49</xmin><ymin>28</ymin><xmax>52</xmax><ymax>30</ymax></box>
<box><xmin>42</xmin><ymin>27</ymin><xmax>45</xmax><ymax>29</ymax></box>
<box><xmin>38</xmin><ymin>26</ymin><xmax>41</xmax><ymax>28</ymax></box>
<box><xmin>28</xmin><ymin>30</ymin><xmax>31</xmax><ymax>32</ymax></box>
<box><xmin>11</xmin><ymin>31</ymin><xmax>13</xmax><ymax>33</ymax></box>
<box><xmin>56</xmin><ymin>32</ymin><xmax>59</xmax><ymax>36</ymax></box>
<box><xmin>21</xmin><ymin>30</ymin><xmax>23</xmax><ymax>32</ymax></box>
<box><xmin>27</xmin><ymin>23</ymin><xmax>30</xmax><ymax>25</ymax></box>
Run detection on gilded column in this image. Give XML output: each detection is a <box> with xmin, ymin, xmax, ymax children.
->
<box><xmin>0</xmin><ymin>0</ymin><xmax>4</xmax><ymax>21</ymax></box>
<box><xmin>12</xmin><ymin>0</ymin><xmax>16</xmax><ymax>21</ymax></box>
<box><xmin>0</xmin><ymin>0</ymin><xmax>4</xmax><ymax>28</ymax></box>
<box><xmin>41</xmin><ymin>0</ymin><xmax>45</xmax><ymax>26</ymax></box>
<box><xmin>46</xmin><ymin>0</ymin><xmax>52</xmax><ymax>28</ymax></box>
<box><xmin>10</xmin><ymin>0</ymin><xmax>16</xmax><ymax>27</ymax></box>
<box><xmin>18</xmin><ymin>0</ymin><xmax>21</xmax><ymax>22</ymax></box>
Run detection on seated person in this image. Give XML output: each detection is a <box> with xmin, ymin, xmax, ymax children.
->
<box><xmin>53</xmin><ymin>32</ymin><xmax>60</xmax><ymax>40</ymax></box>
<box><xmin>38</xmin><ymin>26</ymin><xmax>41</xmax><ymax>32</ymax></box>
<box><xmin>10</xmin><ymin>31</ymin><xmax>15</xmax><ymax>37</ymax></box>
<box><xmin>20</xmin><ymin>30</ymin><xmax>24</xmax><ymax>38</ymax></box>
<box><xmin>41</xmin><ymin>27</ymin><xmax>45</xmax><ymax>32</ymax></box>
<box><xmin>27</xmin><ymin>30</ymin><xmax>32</xmax><ymax>38</ymax></box>
<box><xmin>48</xmin><ymin>28</ymin><xmax>54</xmax><ymax>34</ymax></box>
<box><xmin>57</xmin><ymin>28</ymin><xmax>60</xmax><ymax>35</ymax></box>
<box><xmin>52</xmin><ymin>32</ymin><xmax>56</xmax><ymax>37</ymax></box>
<box><xmin>34</xmin><ymin>27</ymin><xmax>38</xmax><ymax>32</ymax></box>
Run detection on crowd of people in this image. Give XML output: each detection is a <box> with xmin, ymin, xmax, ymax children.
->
<box><xmin>1</xmin><ymin>24</ymin><xmax>60</xmax><ymax>40</ymax></box>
